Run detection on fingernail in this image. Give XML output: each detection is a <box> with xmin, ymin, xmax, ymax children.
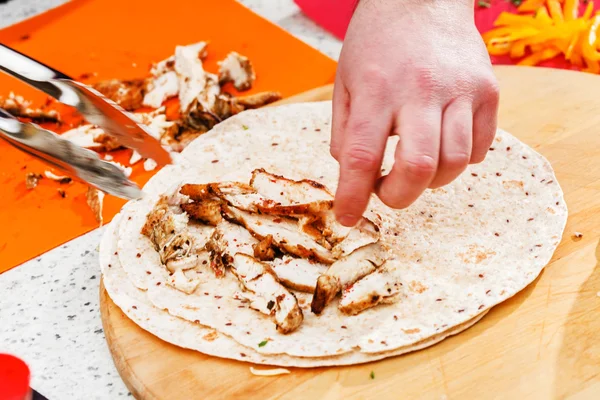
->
<box><xmin>338</xmin><ymin>214</ymin><xmax>357</xmax><ymax>227</ymax></box>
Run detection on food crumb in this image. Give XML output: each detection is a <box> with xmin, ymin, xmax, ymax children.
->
<box><xmin>25</xmin><ymin>172</ymin><xmax>43</xmax><ymax>189</ymax></box>
<box><xmin>370</xmin><ymin>371</ymin><xmax>375</xmax><ymax>379</ymax></box>
<box><xmin>57</xmin><ymin>188</ymin><xmax>66</xmax><ymax>198</ymax></box>
<box><xmin>573</xmin><ymin>232</ymin><xmax>583</xmax><ymax>239</ymax></box>
<box><xmin>86</xmin><ymin>187</ymin><xmax>105</xmax><ymax>226</ymax></box>
<box><xmin>258</xmin><ymin>340</ymin><xmax>268</xmax><ymax>347</ymax></box>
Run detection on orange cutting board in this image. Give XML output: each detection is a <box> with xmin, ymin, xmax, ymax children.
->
<box><xmin>0</xmin><ymin>0</ymin><xmax>337</xmax><ymax>273</ymax></box>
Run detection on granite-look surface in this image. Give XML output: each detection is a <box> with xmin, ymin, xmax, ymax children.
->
<box><xmin>0</xmin><ymin>1</ymin><xmax>341</xmax><ymax>399</ymax></box>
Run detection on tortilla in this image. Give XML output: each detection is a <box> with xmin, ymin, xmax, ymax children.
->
<box><xmin>102</xmin><ymin>101</ymin><xmax>567</xmax><ymax>365</ymax></box>
<box><xmin>102</xmin><ymin>213</ymin><xmax>488</xmax><ymax>367</ymax></box>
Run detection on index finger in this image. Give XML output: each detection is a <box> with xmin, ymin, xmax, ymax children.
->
<box><xmin>334</xmin><ymin>94</ymin><xmax>392</xmax><ymax>226</ymax></box>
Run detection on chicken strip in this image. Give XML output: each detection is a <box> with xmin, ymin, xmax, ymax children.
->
<box><xmin>230</xmin><ymin>253</ymin><xmax>303</xmax><ymax>334</ymax></box>
<box><xmin>181</xmin><ymin>200</ymin><xmax>222</xmax><ymax>226</ymax></box>
<box><xmin>311</xmin><ymin>243</ymin><xmax>387</xmax><ymax>314</ymax></box>
<box><xmin>250</xmin><ymin>169</ymin><xmax>333</xmax><ymax>204</ymax></box>
<box><xmin>271</xmin><ymin>256</ymin><xmax>327</xmax><ymax>293</ymax></box>
<box><xmin>223</xmin><ymin>206</ymin><xmax>335</xmax><ymax>264</ymax></box>
<box><xmin>338</xmin><ymin>260</ymin><xmax>403</xmax><ymax>315</ymax></box>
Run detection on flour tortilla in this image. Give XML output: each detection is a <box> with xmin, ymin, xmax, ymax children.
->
<box><xmin>102</xmin><ymin>213</ymin><xmax>488</xmax><ymax>367</ymax></box>
<box><xmin>104</xmin><ymin>101</ymin><xmax>566</xmax><ymax>363</ymax></box>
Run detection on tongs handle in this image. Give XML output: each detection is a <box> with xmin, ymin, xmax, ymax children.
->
<box><xmin>0</xmin><ymin>43</ymin><xmax>75</xmax><ymax>103</ymax></box>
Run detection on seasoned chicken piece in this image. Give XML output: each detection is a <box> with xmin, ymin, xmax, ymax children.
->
<box><xmin>250</xmin><ymin>169</ymin><xmax>333</xmax><ymax>205</ymax></box>
<box><xmin>207</xmin><ymin>220</ymin><xmax>259</xmax><ymax>277</ymax></box>
<box><xmin>253</xmin><ymin>235</ymin><xmax>276</xmax><ymax>261</ymax></box>
<box><xmin>212</xmin><ymin>92</ymin><xmax>282</xmax><ymax>121</ymax></box>
<box><xmin>235</xmin><ymin>92</ymin><xmax>282</xmax><ymax>109</ymax></box>
<box><xmin>143</xmin><ymin>70</ymin><xmax>179</xmax><ymax>108</ymax></box>
<box><xmin>180</xmin><ymin>182</ymin><xmax>273</xmax><ymax>213</ymax></box>
<box><xmin>141</xmin><ymin>197</ymin><xmax>197</xmax><ymax>267</ymax></box>
<box><xmin>93</xmin><ymin>79</ymin><xmax>146</xmax><ymax>111</ymax></box>
<box><xmin>133</xmin><ymin>107</ymin><xmax>179</xmax><ymax>141</ymax></box>
<box><xmin>175</xmin><ymin>42</ymin><xmax>218</xmax><ymax>113</ymax></box>
<box><xmin>257</xmin><ymin>200</ymin><xmax>333</xmax><ymax>217</ymax></box>
<box><xmin>218</xmin><ymin>51</ymin><xmax>256</xmax><ymax>91</ymax></box>
<box><xmin>44</xmin><ymin>171</ymin><xmax>72</xmax><ymax>184</ymax></box>
<box><xmin>181</xmin><ymin>200</ymin><xmax>222</xmax><ymax>226</ymax></box>
<box><xmin>223</xmin><ymin>206</ymin><xmax>335</xmax><ymax>264</ymax></box>
<box><xmin>179</xmin><ymin>183</ymin><xmax>212</xmax><ymax>200</ymax></box>
<box><xmin>0</xmin><ymin>92</ymin><xmax>60</xmax><ymax>123</ymax></box>
<box><xmin>271</xmin><ymin>256</ymin><xmax>327</xmax><ymax>293</ymax></box>
<box><xmin>311</xmin><ymin>243</ymin><xmax>387</xmax><ymax>314</ymax></box>
<box><xmin>320</xmin><ymin>212</ymin><xmax>380</xmax><ymax>258</ymax></box>
<box><xmin>338</xmin><ymin>260</ymin><xmax>402</xmax><ymax>315</ymax></box>
<box><xmin>230</xmin><ymin>253</ymin><xmax>303</xmax><ymax>334</ymax></box>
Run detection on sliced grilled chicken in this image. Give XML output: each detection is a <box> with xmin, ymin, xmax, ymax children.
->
<box><xmin>338</xmin><ymin>261</ymin><xmax>402</xmax><ymax>315</ymax></box>
<box><xmin>250</xmin><ymin>169</ymin><xmax>333</xmax><ymax>204</ymax></box>
<box><xmin>230</xmin><ymin>254</ymin><xmax>303</xmax><ymax>334</ymax></box>
<box><xmin>311</xmin><ymin>243</ymin><xmax>387</xmax><ymax>314</ymax></box>
<box><xmin>181</xmin><ymin>200</ymin><xmax>222</xmax><ymax>226</ymax></box>
<box><xmin>223</xmin><ymin>206</ymin><xmax>335</xmax><ymax>264</ymax></box>
<box><xmin>271</xmin><ymin>256</ymin><xmax>327</xmax><ymax>293</ymax></box>
<box><xmin>209</xmin><ymin>220</ymin><xmax>258</xmax><ymax>260</ymax></box>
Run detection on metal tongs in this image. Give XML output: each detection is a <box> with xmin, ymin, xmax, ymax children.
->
<box><xmin>0</xmin><ymin>43</ymin><xmax>172</xmax><ymax>199</ymax></box>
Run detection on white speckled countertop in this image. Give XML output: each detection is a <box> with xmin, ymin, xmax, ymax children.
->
<box><xmin>0</xmin><ymin>1</ymin><xmax>341</xmax><ymax>398</ymax></box>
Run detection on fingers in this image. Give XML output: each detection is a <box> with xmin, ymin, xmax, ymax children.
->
<box><xmin>428</xmin><ymin>99</ymin><xmax>473</xmax><ymax>189</ymax></box>
<box><xmin>334</xmin><ymin>94</ymin><xmax>393</xmax><ymax>227</ymax></box>
<box><xmin>471</xmin><ymin>78</ymin><xmax>500</xmax><ymax>163</ymax></box>
<box><xmin>330</xmin><ymin>73</ymin><xmax>349</xmax><ymax>160</ymax></box>
<box><xmin>376</xmin><ymin>105</ymin><xmax>441</xmax><ymax>209</ymax></box>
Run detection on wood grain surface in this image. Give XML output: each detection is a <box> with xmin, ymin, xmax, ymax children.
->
<box><xmin>100</xmin><ymin>66</ymin><xmax>600</xmax><ymax>400</ymax></box>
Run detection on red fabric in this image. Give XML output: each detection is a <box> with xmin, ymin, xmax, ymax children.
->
<box><xmin>294</xmin><ymin>0</ymin><xmax>599</xmax><ymax>70</ymax></box>
<box><xmin>0</xmin><ymin>354</ymin><xmax>30</xmax><ymax>400</ymax></box>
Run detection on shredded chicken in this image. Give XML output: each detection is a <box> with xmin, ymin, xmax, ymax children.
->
<box><xmin>86</xmin><ymin>187</ymin><xmax>105</xmax><ymax>226</ymax></box>
<box><xmin>207</xmin><ymin>220</ymin><xmax>258</xmax><ymax>277</ymax></box>
<box><xmin>167</xmin><ymin>268</ymin><xmax>201</xmax><ymax>294</ymax></box>
<box><xmin>25</xmin><ymin>172</ymin><xmax>43</xmax><ymax>189</ymax></box>
<box><xmin>235</xmin><ymin>92</ymin><xmax>282</xmax><ymax>109</ymax></box>
<box><xmin>0</xmin><ymin>93</ymin><xmax>60</xmax><ymax>123</ymax></box>
<box><xmin>250</xmin><ymin>169</ymin><xmax>333</xmax><ymax>204</ymax></box>
<box><xmin>141</xmin><ymin>197</ymin><xmax>198</xmax><ymax>269</ymax></box>
<box><xmin>93</xmin><ymin>79</ymin><xmax>146</xmax><ymax>111</ymax></box>
<box><xmin>218</xmin><ymin>51</ymin><xmax>256</xmax><ymax>91</ymax></box>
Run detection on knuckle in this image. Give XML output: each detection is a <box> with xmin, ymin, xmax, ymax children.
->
<box><xmin>348</xmin><ymin>118</ymin><xmax>373</xmax><ymax>134</ymax></box>
<box><xmin>344</xmin><ymin>145</ymin><xmax>380</xmax><ymax>172</ymax></box>
<box><xmin>360</xmin><ymin>64</ymin><xmax>387</xmax><ymax>89</ymax></box>
<box><xmin>442</xmin><ymin>151</ymin><xmax>470</xmax><ymax>170</ymax></box>
<box><xmin>402</xmin><ymin>155</ymin><xmax>438</xmax><ymax>180</ymax></box>
<box><xmin>481</xmin><ymin>76</ymin><xmax>500</xmax><ymax>103</ymax></box>
<box><xmin>414</xmin><ymin>67</ymin><xmax>442</xmax><ymax>94</ymax></box>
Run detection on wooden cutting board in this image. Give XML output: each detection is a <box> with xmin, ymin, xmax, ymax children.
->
<box><xmin>99</xmin><ymin>66</ymin><xmax>600</xmax><ymax>400</ymax></box>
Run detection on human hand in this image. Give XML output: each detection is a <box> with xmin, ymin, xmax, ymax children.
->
<box><xmin>331</xmin><ymin>0</ymin><xmax>499</xmax><ymax>226</ymax></box>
